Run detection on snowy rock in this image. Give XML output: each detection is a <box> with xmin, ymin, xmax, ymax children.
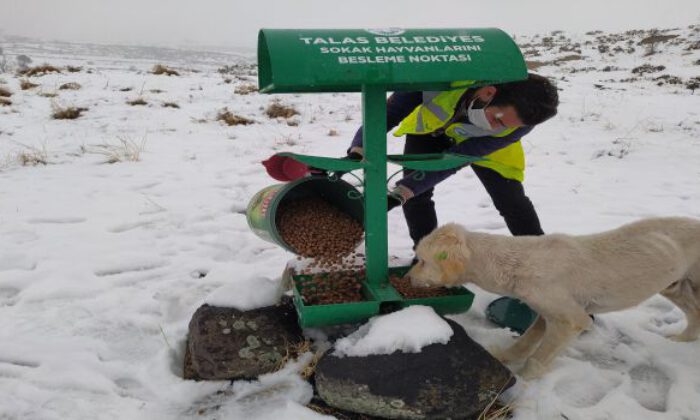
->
<box><xmin>184</xmin><ymin>296</ymin><xmax>304</xmax><ymax>380</ymax></box>
<box><xmin>315</xmin><ymin>319</ymin><xmax>514</xmax><ymax>419</ymax></box>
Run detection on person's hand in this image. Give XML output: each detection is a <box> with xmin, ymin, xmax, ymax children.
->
<box><xmin>387</xmin><ymin>186</ymin><xmax>412</xmax><ymax>211</ymax></box>
<box><xmin>346</xmin><ymin>151</ymin><xmax>363</xmax><ymax>161</ymax></box>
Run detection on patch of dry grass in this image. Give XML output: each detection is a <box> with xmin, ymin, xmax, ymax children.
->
<box><xmin>3</xmin><ymin>142</ymin><xmax>50</xmax><ymax>167</ymax></box>
<box><xmin>82</xmin><ymin>136</ymin><xmax>146</xmax><ymax>164</ymax></box>
<box><xmin>21</xmin><ymin>64</ymin><xmax>61</xmax><ymax>77</ymax></box>
<box><xmin>149</xmin><ymin>89</ymin><xmax>165</xmax><ymax>94</ymax></box>
<box><xmin>234</xmin><ymin>83</ymin><xmax>258</xmax><ymax>95</ymax></box>
<box><xmin>20</xmin><ymin>80</ymin><xmax>39</xmax><ymax>90</ymax></box>
<box><xmin>151</xmin><ymin>64</ymin><xmax>179</xmax><ymax>76</ymax></box>
<box><xmin>39</xmin><ymin>91</ymin><xmax>58</xmax><ymax>98</ymax></box>
<box><xmin>119</xmin><ymin>87</ymin><xmax>133</xmax><ymax>92</ymax></box>
<box><xmin>51</xmin><ymin>103</ymin><xmax>88</xmax><ymax>119</ymax></box>
<box><xmin>0</xmin><ymin>86</ymin><xmax>11</xmax><ymax>97</ymax></box>
<box><xmin>66</xmin><ymin>65</ymin><xmax>82</xmax><ymax>73</ymax></box>
<box><xmin>127</xmin><ymin>97</ymin><xmax>148</xmax><ymax>106</ymax></box>
<box><xmin>59</xmin><ymin>82</ymin><xmax>81</xmax><ymax>90</ymax></box>
<box><xmin>265</xmin><ymin>101</ymin><xmax>299</xmax><ymax>119</ymax></box>
<box><xmin>162</xmin><ymin>102</ymin><xmax>180</xmax><ymax>109</ymax></box>
<box><xmin>216</xmin><ymin>108</ymin><xmax>254</xmax><ymax>126</ymax></box>
<box><xmin>478</xmin><ymin>399</ymin><xmax>515</xmax><ymax>420</ymax></box>
<box><xmin>18</xmin><ymin>149</ymin><xmax>48</xmax><ymax>166</ymax></box>
<box><xmin>0</xmin><ymin>97</ymin><xmax>12</xmax><ymax>107</ymax></box>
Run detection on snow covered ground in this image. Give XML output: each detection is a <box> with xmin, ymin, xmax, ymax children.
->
<box><xmin>1</xmin><ymin>26</ymin><xmax>699</xmax><ymax>419</ymax></box>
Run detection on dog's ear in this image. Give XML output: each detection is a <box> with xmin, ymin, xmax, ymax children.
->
<box><xmin>431</xmin><ymin>227</ymin><xmax>470</xmax><ymax>281</ymax></box>
<box><xmin>431</xmin><ymin>226</ymin><xmax>463</xmax><ymax>248</ymax></box>
<box><xmin>437</xmin><ymin>251</ymin><xmax>467</xmax><ymax>279</ymax></box>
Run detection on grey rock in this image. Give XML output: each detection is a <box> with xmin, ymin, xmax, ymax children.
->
<box><xmin>184</xmin><ymin>296</ymin><xmax>304</xmax><ymax>380</ymax></box>
<box><xmin>315</xmin><ymin>319</ymin><xmax>514</xmax><ymax>419</ymax></box>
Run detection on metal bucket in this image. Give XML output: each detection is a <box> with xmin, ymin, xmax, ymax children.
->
<box><xmin>246</xmin><ymin>176</ymin><xmax>364</xmax><ymax>253</ymax></box>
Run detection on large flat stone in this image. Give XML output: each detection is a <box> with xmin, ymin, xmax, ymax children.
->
<box><xmin>185</xmin><ymin>297</ymin><xmax>304</xmax><ymax>380</ymax></box>
<box><xmin>315</xmin><ymin>319</ymin><xmax>514</xmax><ymax>419</ymax></box>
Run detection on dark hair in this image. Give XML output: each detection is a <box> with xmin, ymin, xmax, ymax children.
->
<box><xmin>490</xmin><ymin>73</ymin><xmax>559</xmax><ymax>125</ymax></box>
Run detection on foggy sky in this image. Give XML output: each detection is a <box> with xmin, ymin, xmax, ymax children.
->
<box><xmin>1</xmin><ymin>0</ymin><xmax>698</xmax><ymax>48</ymax></box>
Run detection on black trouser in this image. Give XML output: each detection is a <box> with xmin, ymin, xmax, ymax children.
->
<box><xmin>401</xmin><ymin>134</ymin><xmax>544</xmax><ymax>247</ymax></box>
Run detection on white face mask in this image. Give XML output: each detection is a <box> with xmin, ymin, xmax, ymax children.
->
<box><xmin>467</xmin><ymin>97</ymin><xmax>495</xmax><ymax>131</ymax></box>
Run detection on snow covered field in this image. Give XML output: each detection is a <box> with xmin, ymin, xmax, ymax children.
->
<box><xmin>1</xmin><ymin>26</ymin><xmax>699</xmax><ymax>419</ymax></box>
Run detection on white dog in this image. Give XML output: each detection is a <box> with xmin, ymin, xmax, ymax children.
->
<box><xmin>405</xmin><ymin>217</ymin><xmax>700</xmax><ymax>379</ymax></box>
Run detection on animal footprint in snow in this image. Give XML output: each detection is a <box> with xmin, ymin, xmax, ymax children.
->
<box><xmin>628</xmin><ymin>363</ymin><xmax>671</xmax><ymax>412</ymax></box>
<box><xmin>554</xmin><ymin>372</ymin><xmax>622</xmax><ymax>408</ymax></box>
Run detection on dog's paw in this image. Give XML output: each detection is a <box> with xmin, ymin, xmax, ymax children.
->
<box><xmin>518</xmin><ymin>359</ymin><xmax>548</xmax><ymax>380</ymax></box>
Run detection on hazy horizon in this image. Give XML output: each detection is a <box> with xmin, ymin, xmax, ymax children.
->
<box><xmin>1</xmin><ymin>0</ymin><xmax>698</xmax><ymax>49</ymax></box>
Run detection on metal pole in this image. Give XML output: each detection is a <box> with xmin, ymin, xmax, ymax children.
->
<box><xmin>361</xmin><ymin>84</ymin><xmax>389</xmax><ymax>292</ymax></box>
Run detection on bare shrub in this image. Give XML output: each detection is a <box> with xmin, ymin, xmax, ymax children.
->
<box><xmin>39</xmin><ymin>91</ymin><xmax>58</xmax><ymax>98</ymax></box>
<box><xmin>0</xmin><ymin>86</ymin><xmax>11</xmax><ymax>97</ymax></box>
<box><xmin>234</xmin><ymin>83</ymin><xmax>258</xmax><ymax>95</ymax></box>
<box><xmin>82</xmin><ymin>136</ymin><xmax>146</xmax><ymax>164</ymax></box>
<box><xmin>20</xmin><ymin>80</ymin><xmax>39</xmax><ymax>90</ymax></box>
<box><xmin>525</xmin><ymin>60</ymin><xmax>548</xmax><ymax>70</ymax></box>
<box><xmin>639</xmin><ymin>30</ymin><xmax>679</xmax><ymax>55</ymax></box>
<box><xmin>119</xmin><ymin>87</ymin><xmax>133</xmax><ymax>92</ymax></box>
<box><xmin>327</xmin><ymin>129</ymin><xmax>339</xmax><ymax>136</ymax></box>
<box><xmin>149</xmin><ymin>88</ymin><xmax>164</xmax><ymax>94</ymax></box>
<box><xmin>3</xmin><ymin>142</ymin><xmax>49</xmax><ymax>167</ymax></box>
<box><xmin>265</xmin><ymin>101</ymin><xmax>299</xmax><ymax>119</ymax></box>
<box><xmin>162</xmin><ymin>101</ymin><xmax>180</xmax><ymax>108</ymax></box>
<box><xmin>631</xmin><ymin>64</ymin><xmax>666</xmax><ymax>75</ymax></box>
<box><xmin>51</xmin><ymin>103</ymin><xmax>87</xmax><ymax>119</ymax></box>
<box><xmin>151</xmin><ymin>64</ymin><xmax>179</xmax><ymax>76</ymax></box>
<box><xmin>66</xmin><ymin>65</ymin><xmax>82</xmax><ymax>72</ymax></box>
<box><xmin>59</xmin><ymin>82</ymin><xmax>81</xmax><ymax>90</ymax></box>
<box><xmin>0</xmin><ymin>97</ymin><xmax>11</xmax><ymax>106</ymax></box>
<box><xmin>216</xmin><ymin>108</ymin><xmax>254</xmax><ymax>126</ymax></box>
<box><xmin>127</xmin><ymin>97</ymin><xmax>148</xmax><ymax>106</ymax></box>
<box><xmin>18</xmin><ymin>149</ymin><xmax>48</xmax><ymax>166</ymax></box>
<box><xmin>557</xmin><ymin>54</ymin><xmax>583</xmax><ymax>62</ymax></box>
<box><xmin>653</xmin><ymin>74</ymin><xmax>683</xmax><ymax>86</ymax></box>
<box><xmin>0</xmin><ymin>48</ymin><xmax>9</xmax><ymax>73</ymax></box>
<box><xmin>20</xmin><ymin>64</ymin><xmax>61</xmax><ymax>77</ymax></box>
<box><xmin>16</xmin><ymin>55</ymin><xmax>32</xmax><ymax>71</ymax></box>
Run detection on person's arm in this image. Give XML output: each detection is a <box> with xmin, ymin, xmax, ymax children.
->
<box><xmin>349</xmin><ymin>91</ymin><xmax>423</xmax><ymax>153</ymax></box>
<box><xmin>395</xmin><ymin>126</ymin><xmax>533</xmax><ymax>197</ymax></box>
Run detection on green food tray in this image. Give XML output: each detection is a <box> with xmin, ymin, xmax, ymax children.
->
<box><xmin>288</xmin><ymin>265</ymin><xmax>475</xmax><ymax>328</ymax></box>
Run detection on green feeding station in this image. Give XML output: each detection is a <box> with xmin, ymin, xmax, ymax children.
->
<box><xmin>249</xmin><ymin>27</ymin><xmax>530</xmax><ymax>329</ymax></box>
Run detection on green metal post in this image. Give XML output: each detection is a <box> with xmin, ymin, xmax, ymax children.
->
<box><xmin>361</xmin><ymin>85</ymin><xmax>391</xmax><ymax>295</ymax></box>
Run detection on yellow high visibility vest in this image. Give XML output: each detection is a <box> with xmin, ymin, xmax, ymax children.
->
<box><xmin>393</xmin><ymin>87</ymin><xmax>525</xmax><ymax>182</ymax></box>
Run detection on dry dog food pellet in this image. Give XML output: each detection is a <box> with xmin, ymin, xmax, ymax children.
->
<box><xmin>297</xmin><ymin>271</ymin><xmax>364</xmax><ymax>305</ymax></box>
<box><xmin>278</xmin><ymin>196</ymin><xmax>366</xmax><ymax>305</ymax></box>
<box><xmin>277</xmin><ymin>196</ymin><xmax>364</xmax><ymax>267</ymax></box>
<box><xmin>389</xmin><ymin>274</ymin><xmax>452</xmax><ymax>299</ymax></box>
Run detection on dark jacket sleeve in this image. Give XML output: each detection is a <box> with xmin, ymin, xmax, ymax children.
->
<box><xmin>349</xmin><ymin>91</ymin><xmax>423</xmax><ymax>150</ymax></box>
<box><xmin>396</xmin><ymin>126</ymin><xmax>533</xmax><ymax>196</ymax></box>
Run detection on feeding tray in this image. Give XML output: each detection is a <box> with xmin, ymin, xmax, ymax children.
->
<box><xmin>275</xmin><ymin>152</ymin><xmax>486</xmax><ymax>173</ymax></box>
<box><xmin>388</xmin><ymin>153</ymin><xmax>485</xmax><ymax>171</ymax></box>
<box><xmin>285</xmin><ymin>265</ymin><xmax>474</xmax><ymax>328</ymax></box>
